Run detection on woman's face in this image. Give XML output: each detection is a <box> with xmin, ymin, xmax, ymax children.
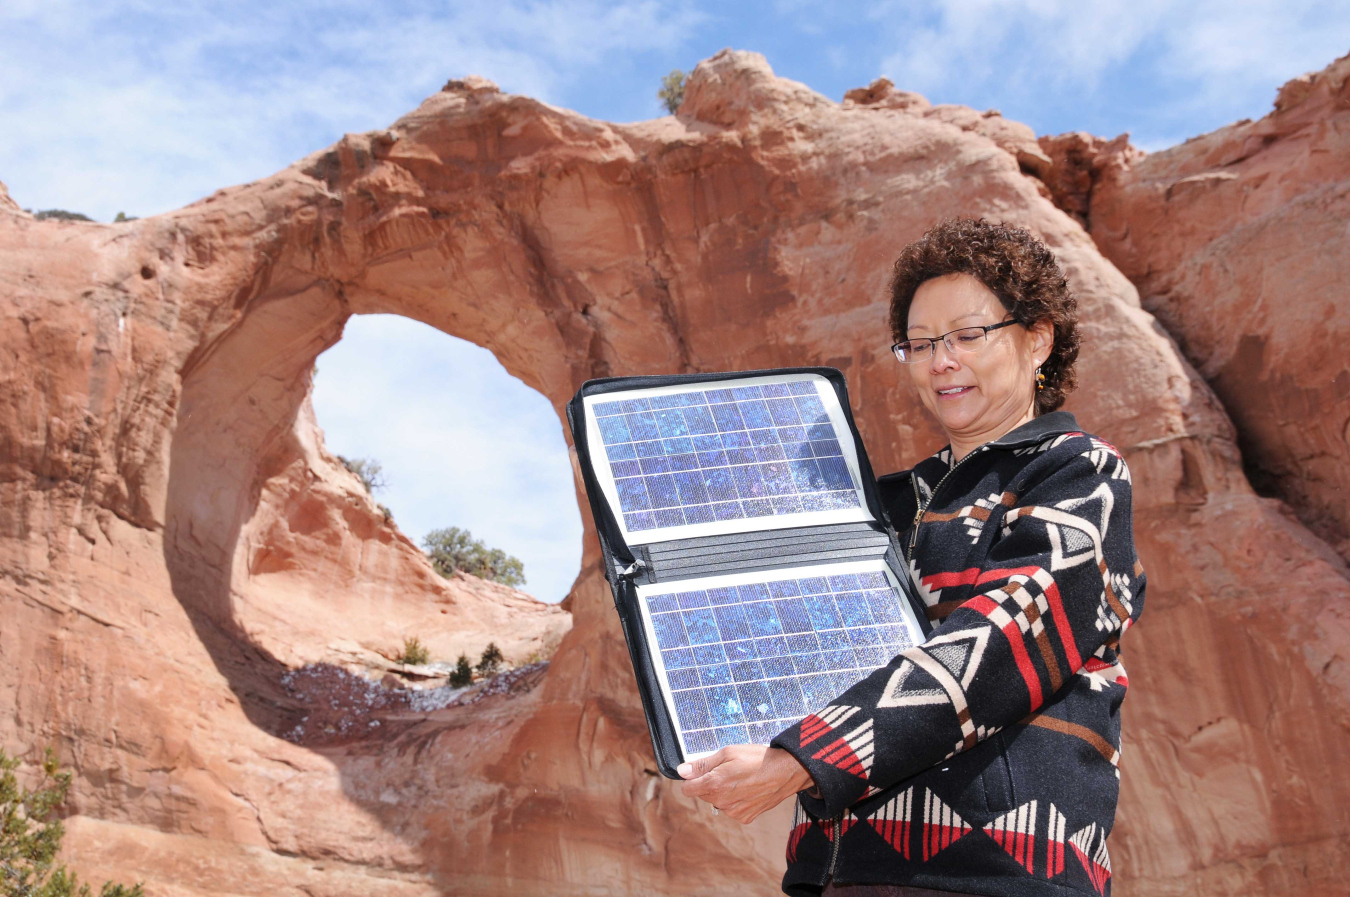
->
<box><xmin>905</xmin><ymin>273</ymin><xmax>1053</xmax><ymax>446</ymax></box>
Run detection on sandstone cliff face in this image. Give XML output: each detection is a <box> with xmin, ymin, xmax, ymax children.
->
<box><xmin>2</xmin><ymin>49</ymin><xmax>1348</xmax><ymax>896</ymax></box>
<box><xmin>1041</xmin><ymin>52</ymin><xmax>1350</xmax><ymax>562</ymax></box>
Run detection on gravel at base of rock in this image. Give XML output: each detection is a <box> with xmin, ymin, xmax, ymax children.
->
<box><xmin>280</xmin><ymin>662</ymin><xmax>550</xmax><ymax>746</ymax></box>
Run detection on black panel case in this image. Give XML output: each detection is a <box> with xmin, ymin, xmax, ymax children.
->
<box><xmin>566</xmin><ymin>367</ymin><xmax>930</xmax><ymax>778</ymax></box>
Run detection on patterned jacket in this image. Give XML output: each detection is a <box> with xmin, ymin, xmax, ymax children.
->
<box><xmin>770</xmin><ymin>412</ymin><xmax>1144</xmax><ymax>897</ymax></box>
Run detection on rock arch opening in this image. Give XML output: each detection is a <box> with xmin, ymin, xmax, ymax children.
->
<box><xmin>161</xmin><ymin>282</ymin><xmax>574</xmax><ymax>743</ymax></box>
<box><xmin>310</xmin><ymin>313</ymin><xmax>582</xmax><ymax>606</ymax></box>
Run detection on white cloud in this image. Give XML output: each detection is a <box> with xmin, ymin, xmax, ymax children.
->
<box><xmin>0</xmin><ymin>0</ymin><xmax>705</xmax><ymax>220</ymax></box>
<box><xmin>311</xmin><ymin>315</ymin><xmax>583</xmax><ymax>603</ymax></box>
<box><xmin>866</xmin><ymin>0</ymin><xmax>1349</xmax><ymax>142</ymax></box>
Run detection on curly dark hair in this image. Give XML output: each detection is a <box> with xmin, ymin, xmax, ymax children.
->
<box><xmin>888</xmin><ymin>218</ymin><xmax>1079</xmax><ymax>415</ymax></box>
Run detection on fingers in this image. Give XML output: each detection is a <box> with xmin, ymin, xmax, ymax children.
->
<box><xmin>680</xmin><ymin>770</ymin><xmax>720</xmax><ymax>799</ymax></box>
<box><xmin>677</xmin><ymin>748</ymin><xmax>726</xmax><ymax>780</ymax></box>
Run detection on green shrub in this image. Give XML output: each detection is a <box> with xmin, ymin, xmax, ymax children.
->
<box><xmin>422</xmin><ymin>527</ymin><xmax>525</xmax><ymax>588</ymax></box>
<box><xmin>448</xmin><ymin>654</ymin><xmax>473</xmax><ymax>687</ymax></box>
<box><xmin>33</xmin><ymin>209</ymin><xmax>93</xmax><ymax>222</ymax></box>
<box><xmin>397</xmin><ymin>636</ymin><xmax>430</xmax><ymax>666</ymax></box>
<box><xmin>336</xmin><ymin>455</ymin><xmax>386</xmax><ymax>494</ymax></box>
<box><xmin>658</xmin><ymin>69</ymin><xmax>686</xmax><ymax>114</ymax></box>
<box><xmin>112</xmin><ymin>212</ymin><xmax>138</xmax><ymax>223</ymax></box>
<box><xmin>0</xmin><ymin>747</ymin><xmax>145</xmax><ymax>897</ymax></box>
<box><xmin>476</xmin><ymin>642</ymin><xmax>504</xmax><ymax>677</ymax></box>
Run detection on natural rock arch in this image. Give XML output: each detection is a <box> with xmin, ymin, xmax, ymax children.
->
<box><xmin>2</xmin><ymin>50</ymin><xmax>1348</xmax><ymax>895</ymax></box>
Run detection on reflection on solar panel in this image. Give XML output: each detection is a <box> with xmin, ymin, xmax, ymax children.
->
<box><xmin>643</xmin><ymin>566</ymin><xmax>918</xmax><ymax>755</ymax></box>
<box><xmin>592</xmin><ymin>381</ymin><xmax>860</xmax><ymax>533</ymax></box>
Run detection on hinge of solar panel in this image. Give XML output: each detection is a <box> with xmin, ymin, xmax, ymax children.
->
<box><xmin>614</xmin><ymin>556</ymin><xmax>649</xmax><ymax>580</ymax></box>
<box><xmin>640</xmin><ymin>522</ymin><xmax>892</xmax><ymax>584</ymax></box>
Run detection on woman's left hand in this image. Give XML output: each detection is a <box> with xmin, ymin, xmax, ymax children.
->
<box><xmin>678</xmin><ymin>744</ymin><xmax>816</xmax><ymax>824</ymax></box>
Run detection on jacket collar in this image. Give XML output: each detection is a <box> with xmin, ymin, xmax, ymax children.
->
<box><xmin>879</xmin><ymin>411</ymin><xmax>1082</xmax><ymax>484</ymax></box>
<box><xmin>924</xmin><ymin>411</ymin><xmax>1082</xmax><ymax>469</ymax></box>
<box><xmin>984</xmin><ymin>410</ymin><xmax>1081</xmax><ymax>451</ymax></box>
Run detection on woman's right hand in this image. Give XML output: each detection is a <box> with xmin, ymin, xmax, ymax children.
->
<box><xmin>678</xmin><ymin>744</ymin><xmax>815</xmax><ymax>824</ymax></box>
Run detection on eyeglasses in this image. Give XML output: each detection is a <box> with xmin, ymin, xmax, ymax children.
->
<box><xmin>891</xmin><ymin>319</ymin><xmax>1019</xmax><ymax>364</ymax></box>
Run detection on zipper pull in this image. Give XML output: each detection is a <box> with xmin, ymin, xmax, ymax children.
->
<box><xmin>615</xmin><ymin>558</ymin><xmax>647</xmax><ymax>579</ymax></box>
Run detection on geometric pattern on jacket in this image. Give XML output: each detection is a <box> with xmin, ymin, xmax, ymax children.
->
<box><xmin>771</xmin><ymin>413</ymin><xmax>1145</xmax><ymax>897</ymax></box>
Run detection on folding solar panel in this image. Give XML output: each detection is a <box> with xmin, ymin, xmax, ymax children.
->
<box><xmin>568</xmin><ymin>369</ymin><xmax>928</xmax><ymax>777</ymax></box>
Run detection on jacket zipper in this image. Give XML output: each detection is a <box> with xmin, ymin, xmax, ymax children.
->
<box><xmin>907</xmin><ymin>446</ymin><xmax>989</xmax><ymax>564</ymax></box>
<box><xmin>825</xmin><ymin>810</ymin><xmax>844</xmax><ymax>884</ymax></box>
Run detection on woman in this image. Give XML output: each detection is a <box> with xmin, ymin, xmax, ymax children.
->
<box><xmin>679</xmin><ymin>218</ymin><xmax>1144</xmax><ymax>897</ymax></box>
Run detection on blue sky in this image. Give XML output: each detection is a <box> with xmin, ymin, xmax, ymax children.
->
<box><xmin>311</xmin><ymin>316</ymin><xmax>581</xmax><ymax>602</ymax></box>
<box><xmin>3</xmin><ymin>2</ymin><xmax>1346</xmax><ymax>601</ymax></box>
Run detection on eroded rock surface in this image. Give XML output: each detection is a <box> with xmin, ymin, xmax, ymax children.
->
<box><xmin>1041</xmin><ymin>52</ymin><xmax>1350</xmax><ymax>561</ymax></box>
<box><xmin>2</xmin><ymin>48</ymin><xmax>1348</xmax><ymax>896</ymax></box>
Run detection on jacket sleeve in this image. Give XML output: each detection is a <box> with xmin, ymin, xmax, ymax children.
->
<box><xmin>771</xmin><ymin>444</ymin><xmax>1144</xmax><ymax>817</ymax></box>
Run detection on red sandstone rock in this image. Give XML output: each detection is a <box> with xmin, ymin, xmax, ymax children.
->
<box><xmin>846</xmin><ymin>77</ymin><xmax>1053</xmax><ymax>179</ymax></box>
<box><xmin>1042</xmin><ymin>52</ymin><xmax>1350</xmax><ymax>563</ymax></box>
<box><xmin>1036</xmin><ymin>131</ymin><xmax>1141</xmax><ymax>228</ymax></box>
<box><xmin>843</xmin><ymin>76</ymin><xmax>932</xmax><ymax>112</ymax></box>
<box><xmin>2</xmin><ymin>48</ymin><xmax>1348</xmax><ymax>896</ymax></box>
<box><xmin>0</xmin><ymin>181</ymin><xmax>18</xmax><ymax>213</ymax></box>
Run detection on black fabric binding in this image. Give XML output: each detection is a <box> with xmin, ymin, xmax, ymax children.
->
<box><xmin>566</xmin><ymin>367</ymin><xmax>930</xmax><ymax>778</ymax></box>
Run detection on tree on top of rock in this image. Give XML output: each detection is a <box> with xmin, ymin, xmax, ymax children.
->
<box><xmin>337</xmin><ymin>455</ymin><xmax>387</xmax><ymax>494</ymax></box>
<box><xmin>422</xmin><ymin>527</ymin><xmax>525</xmax><ymax>588</ymax></box>
<box><xmin>658</xmin><ymin>69</ymin><xmax>686</xmax><ymax>114</ymax></box>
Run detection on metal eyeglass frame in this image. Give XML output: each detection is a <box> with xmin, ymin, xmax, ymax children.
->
<box><xmin>891</xmin><ymin>319</ymin><xmax>1020</xmax><ymax>364</ymax></box>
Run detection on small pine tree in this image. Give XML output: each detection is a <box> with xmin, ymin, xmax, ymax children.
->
<box><xmin>0</xmin><ymin>747</ymin><xmax>145</xmax><ymax>896</ymax></box>
<box><xmin>476</xmin><ymin>642</ymin><xmax>504</xmax><ymax>677</ymax></box>
<box><xmin>658</xmin><ymin>69</ymin><xmax>686</xmax><ymax>114</ymax></box>
<box><xmin>448</xmin><ymin>654</ymin><xmax>473</xmax><ymax>687</ymax></box>
<box><xmin>397</xmin><ymin>636</ymin><xmax>430</xmax><ymax>666</ymax></box>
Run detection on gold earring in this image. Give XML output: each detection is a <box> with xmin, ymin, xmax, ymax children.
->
<box><xmin>1036</xmin><ymin>367</ymin><xmax>1046</xmax><ymax>390</ymax></box>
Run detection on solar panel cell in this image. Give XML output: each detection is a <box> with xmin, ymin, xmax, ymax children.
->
<box><xmin>799</xmin><ymin>674</ymin><xmax>837</xmax><ymax>710</ymax></box>
<box><xmin>725</xmin><ymin>640</ymin><xmax>758</xmax><ymax>662</ymax></box>
<box><xmin>712</xmin><ymin>605</ymin><xmax>750</xmax><ymax>641</ymax></box>
<box><xmin>691</xmin><ymin>644</ymin><xmax>725</xmax><ymax>666</ymax></box>
<box><xmin>684</xmin><ymin>505</ymin><xmax>716</xmax><ymax>524</ymax></box>
<box><xmin>836</xmin><ymin>592</ymin><xmax>875</xmax><ymax>628</ymax></box>
<box><xmin>818</xmin><ymin>629</ymin><xmax>851</xmax><ymax>651</ymax></box>
<box><xmin>699</xmin><ymin>664</ymin><xmax>733</xmax><ymax>686</ymax></box>
<box><xmin>673</xmin><ymin>690</ymin><xmax>713</xmax><ymax>730</ymax></box>
<box><xmin>755</xmin><ymin>636</ymin><xmax>788</xmax><ymax>657</ymax></box>
<box><xmin>662</xmin><ymin>647</ymin><xmax>694</xmax><ymax>669</ymax></box>
<box><xmin>707</xmin><ymin>685</ymin><xmax>745</xmax><ymax>726</ymax></box>
<box><xmin>717</xmin><ymin>726</ymin><xmax>749</xmax><ymax>748</ymax></box>
<box><xmin>648</xmin><ymin>594</ymin><xmax>679</xmax><ymax>614</ymax></box>
<box><xmin>739</xmin><ymin>682</ymin><xmax>775</xmax><ymax>721</ymax></box>
<box><xmin>668</xmin><ymin>667</ymin><xmax>701</xmax><ymax>690</ymax></box>
<box><xmin>777</xmin><ymin>598</ymin><xmax>813</xmax><ymax>634</ymax></box>
<box><xmin>732</xmin><ymin>660</ymin><xmax>765</xmax><ymax>683</ymax></box>
<box><xmin>802</xmin><ymin>595</ymin><xmax>842</xmax><ymax>630</ymax></box>
<box><xmin>651</xmin><ymin>614</ymin><xmax>688</xmax><ymax>648</ymax></box>
<box><xmin>683</xmin><ymin>609</ymin><xmax>719</xmax><ymax>645</ymax></box>
<box><xmin>744</xmin><ymin>603</ymin><xmax>782</xmax><ymax>638</ymax></box>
